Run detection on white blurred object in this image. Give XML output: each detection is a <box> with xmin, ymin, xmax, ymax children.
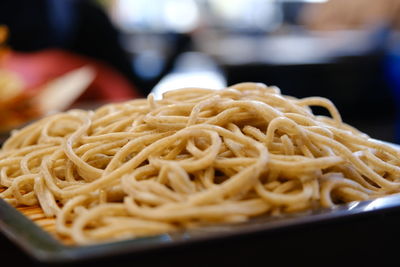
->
<box><xmin>35</xmin><ymin>66</ymin><xmax>95</xmax><ymax>114</ymax></box>
<box><xmin>164</xmin><ymin>0</ymin><xmax>200</xmax><ymax>33</ymax></box>
<box><xmin>152</xmin><ymin>52</ymin><xmax>226</xmax><ymax>99</ymax></box>
<box><xmin>207</xmin><ymin>0</ymin><xmax>282</xmax><ymax>32</ymax></box>
<box><xmin>280</xmin><ymin>0</ymin><xmax>327</xmax><ymax>2</ymax></box>
<box><xmin>112</xmin><ymin>0</ymin><xmax>200</xmax><ymax>33</ymax></box>
<box><xmin>152</xmin><ymin>71</ymin><xmax>226</xmax><ymax>100</ymax></box>
<box><xmin>196</xmin><ymin>30</ymin><xmax>374</xmax><ymax>65</ymax></box>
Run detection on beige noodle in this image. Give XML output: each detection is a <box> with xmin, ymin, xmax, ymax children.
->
<box><xmin>1</xmin><ymin>82</ymin><xmax>399</xmax><ymax>245</ymax></box>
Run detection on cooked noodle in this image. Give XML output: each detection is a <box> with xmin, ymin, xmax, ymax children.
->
<box><xmin>1</xmin><ymin>82</ymin><xmax>399</xmax><ymax>244</ymax></box>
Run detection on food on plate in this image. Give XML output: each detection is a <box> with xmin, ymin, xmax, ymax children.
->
<box><xmin>1</xmin><ymin>82</ymin><xmax>399</xmax><ymax>244</ymax></box>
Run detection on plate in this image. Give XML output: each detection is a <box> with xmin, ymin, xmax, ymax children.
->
<box><xmin>1</xmin><ymin>191</ymin><xmax>400</xmax><ymax>263</ymax></box>
<box><xmin>1</xmin><ymin>141</ymin><xmax>400</xmax><ymax>264</ymax></box>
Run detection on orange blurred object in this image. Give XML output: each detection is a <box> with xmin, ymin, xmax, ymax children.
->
<box><xmin>1</xmin><ymin>49</ymin><xmax>141</xmax><ymax>102</ymax></box>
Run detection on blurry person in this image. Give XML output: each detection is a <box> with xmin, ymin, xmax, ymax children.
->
<box><xmin>0</xmin><ymin>0</ymin><xmax>145</xmax><ymax>104</ymax></box>
<box><xmin>300</xmin><ymin>0</ymin><xmax>400</xmax><ymax>31</ymax></box>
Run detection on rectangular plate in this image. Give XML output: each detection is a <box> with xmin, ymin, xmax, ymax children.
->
<box><xmin>1</xmin><ymin>141</ymin><xmax>400</xmax><ymax>263</ymax></box>
<box><xmin>2</xmin><ymin>194</ymin><xmax>400</xmax><ymax>264</ymax></box>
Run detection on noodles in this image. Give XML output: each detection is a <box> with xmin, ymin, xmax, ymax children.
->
<box><xmin>1</xmin><ymin>82</ymin><xmax>400</xmax><ymax>245</ymax></box>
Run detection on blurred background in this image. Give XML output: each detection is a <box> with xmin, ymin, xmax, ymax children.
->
<box><xmin>1</xmin><ymin>0</ymin><xmax>400</xmax><ymax>143</ymax></box>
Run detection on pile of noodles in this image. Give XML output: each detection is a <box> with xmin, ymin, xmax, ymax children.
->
<box><xmin>1</xmin><ymin>82</ymin><xmax>400</xmax><ymax>244</ymax></box>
